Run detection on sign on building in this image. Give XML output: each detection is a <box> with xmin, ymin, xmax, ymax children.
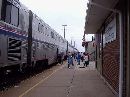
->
<box><xmin>104</xmin><ymin>17</ymin><xmax>116</xmax><ymax>45</ymax></box>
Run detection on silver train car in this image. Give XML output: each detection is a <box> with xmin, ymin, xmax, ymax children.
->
<box><xmin>0</xmin><ymin>0</ymin><xmax>76</xmax><ymax>73</ymax></box>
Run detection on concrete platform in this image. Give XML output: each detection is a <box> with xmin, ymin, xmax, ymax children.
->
<box><xmin>0</xmin><ymin>61</ymin><xmax>117</xmax><ymax>97</ymax></box>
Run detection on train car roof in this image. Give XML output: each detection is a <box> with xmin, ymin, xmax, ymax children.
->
<box><xmin>19</xmin><ymin>1</ymin><xmax>29</xmax><ymax>13</ymax></box>
<box><xmin>19</xmin><ymin>0</ymin><xmax>67</xmax><ymax>43</ymax></box>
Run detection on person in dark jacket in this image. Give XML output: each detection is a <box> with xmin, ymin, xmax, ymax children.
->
<box><xmin>76</xmin><ymin>52</ymin><xmax>81</xmax><ymax>65</ymax></box>
<box><xmin>67</xmin><ymin>52</ymin><xmax>73</xmax><ymax>68</ymax></box>
<box><xmin>57</xmin><ymin>54</ymin><xmax>62</xmax><ymax>64</ymax></box>
<box><xmin>83</xmin><ymin>53</ymin><xmax>89</xmax><ymax>67</ymax></box>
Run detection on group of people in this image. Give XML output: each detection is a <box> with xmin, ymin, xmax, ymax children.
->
<box><xmin>67</xmin><ymin>52</ymin><xmax>89</xmax><ymax>68</ymax></box>
<box><xmin>57</xmin><ymin>52</ymin><xmax>90</xmax><ymax>68</ymax></box>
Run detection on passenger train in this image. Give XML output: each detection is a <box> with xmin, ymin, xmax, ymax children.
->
<box><xmin>0</xmin><ymin>0</ymin><xmax>78</xmax><ymax>74</ymax></box>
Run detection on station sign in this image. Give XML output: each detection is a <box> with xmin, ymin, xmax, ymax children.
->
<box><xmin>103</xmin><ymin>17</ymin><xmax>116</xmax><ymax>45</ymax></box>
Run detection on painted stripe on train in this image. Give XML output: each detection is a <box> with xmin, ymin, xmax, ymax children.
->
<box><xmin>0</xmin><ymin>25</ymin><xmax>27</xmax><ymax>36</ymax></box>
<box><xmin>0</xmin><ymin>28</ymin><xmax>27</xmax><ymax>40</ymax></box>
<box><xmin>0</xmin><ymin>26</ymin><xmax>58</xmax><ymax>47</ymax></box>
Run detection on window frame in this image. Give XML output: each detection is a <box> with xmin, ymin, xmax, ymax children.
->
<box><xmin>51</xmin><ymin>31</ymin><xmax>54</xmax><ymax>39</ymax></box>
<box><xmin>1</xmin><ymin>1</ymin><xmax>19</xmax><ymax>27</ymax></box>
<box><xmin>10</xmin><ymin>5</ymin><xmax>19</xmax><ymax>26</ymax></box>
<box><xmin>38</xmin><ymin>23</ymin><xmax>44</xmax><ymax>33</ymax></box>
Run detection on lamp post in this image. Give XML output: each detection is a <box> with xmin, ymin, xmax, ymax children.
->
<box><xmin>62</xmin><ymin>25</ymin><xmax>67</xmax><ymax>39</ymax></box>
<box><xmin>74</xmin><ymin>41</ymin><xmax>75</xmax><ymax>47</ymax></box>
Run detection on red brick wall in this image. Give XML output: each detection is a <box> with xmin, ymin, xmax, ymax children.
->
<box><xmin>102</xmin><ymin>17</ymin><xmax>120</xmax><ymax>93</ymax></box>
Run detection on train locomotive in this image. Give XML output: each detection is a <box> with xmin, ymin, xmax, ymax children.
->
<box><xmin>0</xmin><ymin>0</ymin><xmax>78</xmax><ymax>74</ymax></box>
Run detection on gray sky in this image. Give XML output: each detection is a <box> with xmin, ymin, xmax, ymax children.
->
<box><xmin>20</xmin><ymin>0</ymin><xmax>92</xmax><ymax>52</ymax></box>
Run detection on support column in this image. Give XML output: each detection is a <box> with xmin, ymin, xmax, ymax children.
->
<box><xmin>27</xmin><ymin>10</ymin><xmax>33</xmax><ymax>66</ymax></box>
<box><xmin>127</xmin><ymin>0</ymin><xmax>130</xmax><ymax>96</ymax></box>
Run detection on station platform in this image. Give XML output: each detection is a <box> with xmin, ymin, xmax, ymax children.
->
<box><xmin>0</xmin><ymin>60</ymin><xmax>116</xmax><ymax>97</ymax></box>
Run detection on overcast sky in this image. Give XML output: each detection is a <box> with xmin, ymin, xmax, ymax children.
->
<box><xmin>20</xmin><ymin>0</ymin><xmax>92</xmax><ymax>52</ymax></box>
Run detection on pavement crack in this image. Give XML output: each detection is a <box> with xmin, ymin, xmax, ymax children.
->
<box><xmin>66</xmin><ymin>69</ymin><xmax>76</xmax><ymax>97</ymax></box>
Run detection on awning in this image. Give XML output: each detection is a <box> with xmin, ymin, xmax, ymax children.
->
<box><xmin>84</xmin><ymin>0</ymin><xmax>119</xmax><ymax>34</ymax></box>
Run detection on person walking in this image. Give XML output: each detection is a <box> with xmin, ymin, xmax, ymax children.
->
<box><xmin>81</xmin><ymin>52</ymin><xmax>84</xmax><ymax>62</ymax></box>
<box><xmin>83</xmin><ymin>53</ymin><xmax>89</xmax><ymax>67</ymax></box>
<box><xmin>61</xmin><ymin>52</ymin><xmax>64</xmax><ymax>64</ymax></box>
<box><xmin>76</xmin><ymin>52</ymin><xmax>81</xmax><ymax>65</ymax></box>
<box><xmin>57</xmin><ymin>53</ymin><xmax>62</xmax><ymax>64</ymax></box>
<box><xmin>67</xmin><ymin>52</ymin><xmax>73</xmax><ymax>68</ymax></box>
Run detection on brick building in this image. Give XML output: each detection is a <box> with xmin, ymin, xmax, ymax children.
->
<box><xmin>84</xmin><ymin>0</ymin><xmax>130</xmax><ymax>97</ymax></box>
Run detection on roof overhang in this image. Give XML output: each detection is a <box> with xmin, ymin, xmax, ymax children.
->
<box><xmin>84</xmin><ymin>0</ymin><xmax>119</xmax><ymax>34</ymax></box>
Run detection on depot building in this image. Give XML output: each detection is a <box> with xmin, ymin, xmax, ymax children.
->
<box><xmin>84</xmin><ymin>0</ymin><xmax>130</xmax><ymax>97</ymax></box>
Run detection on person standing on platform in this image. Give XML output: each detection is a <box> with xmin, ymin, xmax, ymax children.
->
<box><xmin>57</xmin><ymin>53</ymin><xmax>62</xmax><ymax>64</ymax></box>
<box><xmin>76</xmin><ymin>52</ymin><xmax>81</xmax><ymax>65</ymax></box>
<box><xmin>61</xmin><ymin>52</ymin><xmax>64</xmax><ymax>64</ymax></box>
<box><xmin>67</xmin><ymin>52</ymin><xmax>73</xmax><ymax>68</ymax></box>
<box><xmin>81</xmin><ymin>52</ymin><xmax>84</xmax><ymax>62</ymax></box>
<box><xmin>83</xmin><ymin>53</ymin><xmax>89</xmax><ymax>67</ymax></box>
<box><xmin>73</xmin><ymin>52</ymin><xmax>76</xmax><ymax>60</ymax></box>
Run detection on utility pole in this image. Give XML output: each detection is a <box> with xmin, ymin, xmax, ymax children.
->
<box><xmin>71</xmin><ymin>39</ymin><xmax>72</xmax><ymax>45</ymax></box>
<box><xmin>62</xmin><ymin>25</ymin><xmax>67</xmax><ymax>39</ymax></box>
<box><xmin>74</xmin><ymin>41</ymin><xmax>75</xmax><ymax>47</ymax></box>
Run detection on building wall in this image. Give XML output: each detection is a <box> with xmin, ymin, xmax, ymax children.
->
<box><xmin>102</xmin><ymin>38</ymin><xmax>120</xmax><ymax>92</ymax></box>
<box><xmin>94</xmin><ymin>13</ymin><xmax>120</xmax><ymax>93</ymax></box>
<box><xmin>126</xmin><ymin>0</ymin><xmax>130</xmax><ymax>96</ymax></box>
<box><xmin>102</xmin><ymin>15</ymin><xmax>120</xmax><ymax>93</ymax></box>
<box><xmin>101</xmin><ymin>1</ymin><xmax>129</xmax><ymax>96</ymax></box>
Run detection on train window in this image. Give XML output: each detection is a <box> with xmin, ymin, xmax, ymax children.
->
<box><xmin>2</xmin><ymin>2</ymin><xmax>19</xmax><ymax>26</ymax></box>
<box><xmin>5</xmin><ymin>4</ymin><xmax>12</xmax><ymax>24</ymax></box>
<box><xmin>51</xmin><ymin>31</ymin><xmax>54</xmax><ymax>39</ymax></box>
<box><xmin>38</xmin><ymin>23</ymin><xmax>41</xmax><ymax>32</ymax></box>
<box><xmin>11</xmin><ymin>5</ymin><xmax>19</xmax><ymax>26</ymax></box>
<box><xmin>38</xmin><ymin>23</ymin><xmax>44</xmax><ymax>33</ymax></box>
<box><xmin>37</xmin><ymin>42</ymin><xmax>40</xmax><ymax>49</ymax></box>
<box><xmin>42</xmin><ymin>43</ymin><xmax>46</xmax><ymax>48</ymax></box>
<box><xmin>45</xmin><ymin>27</ymin><xmax>47</xmax><ymax>35</ymax></box>
<box><xmin>42</xmin><ymin>25</ymin><xmax>44</xmax><ymax>34</ymax></box>
<box><xmin>59</xmin><ymin>37</ymin><xmax>60</xmax><ymax>42</ymax></box>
